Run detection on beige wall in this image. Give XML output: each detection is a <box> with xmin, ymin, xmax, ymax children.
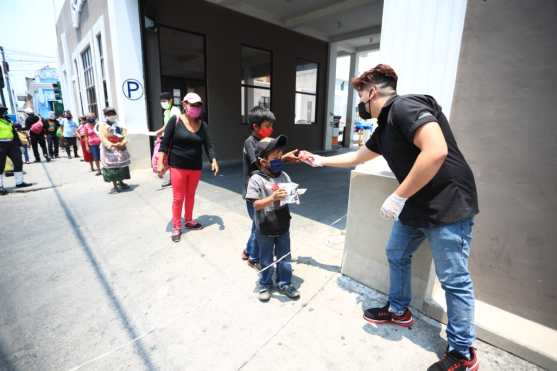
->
<box><xmin>450</xmin><ymin>0</ymin><xmax>557</xmax><ymax>330</ymax></box>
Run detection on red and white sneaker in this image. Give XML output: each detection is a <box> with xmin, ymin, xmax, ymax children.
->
<box><xmin>428</xmin><ymin>347</ymin><xmax>479</xmax><ymax>371</ymax></box>
<box><xmin>363</xmin><ymin>302</ymin><xmax>414</xmax><ymax>328</ymax></box>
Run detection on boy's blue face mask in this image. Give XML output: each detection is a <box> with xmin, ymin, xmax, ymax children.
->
<box><xmin>269</xmin><ymin>159</ymin><xmax>284</xmax><ymax>175</ymax></box>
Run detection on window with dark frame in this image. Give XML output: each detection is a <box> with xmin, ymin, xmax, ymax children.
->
<box><xmin>241</xmin><ymin>46</ymin><xmax>271</xmax><ymax>124</ymax></box>
<box><xmin>295</xmin><ymin>60</ymin><xmax>318</xmax><ymax>125</ymax></box>
<box><xmin>96</xmin><ymin>34</ymin><xmax>109</xmax><ymax>108</ymax></box>
<box><xmin>81</xmin><ymin>46</ymin><xmax>98</xmax><ymax>117</ymax></box>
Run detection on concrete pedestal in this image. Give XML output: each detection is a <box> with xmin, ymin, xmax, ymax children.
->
<box><xmin>341</xmin><ymin>158</ymin><xmax>557</xmax><ymax>370</ymax></box>
<box><xmin>341</xmin><ymin>158</ymin><xmax>433</xmax><ymax>311</ymax></box>
<box><xmin>127</xmin><ymin>134</ymin><xmax>151</xmax><ymax>171</ymax></box>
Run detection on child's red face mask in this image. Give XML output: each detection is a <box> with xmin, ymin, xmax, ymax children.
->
<box><xmin>257</xmin><ymin>127</ymin><xmax>273</xmax><ymax>139</ymax></box>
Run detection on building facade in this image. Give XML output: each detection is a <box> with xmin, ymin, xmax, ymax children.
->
<box><xmin>55</xmin><ymin>0</ymin><xmax>557</xmax><ymax>368</ymax></box>
<box><xmin>27</xmin><ymin>66</ymin><xmax>63</xmax><ymax>118</ymax></box>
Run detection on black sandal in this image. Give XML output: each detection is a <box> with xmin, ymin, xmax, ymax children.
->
<box><xmin>185</xmin><ymin>221</ymin><xmax>203</xmax><ymax>230</ymax></box>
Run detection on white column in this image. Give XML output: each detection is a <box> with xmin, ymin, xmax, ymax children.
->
<box><xmin>106</xmin><ymin>0</ymin><xmax>148</xmax><ymax>134</ymax></box>
<box><xmin>323</xmin><ymin>42</ymin><xmax>339</xmax><ymax>151</ymax></box>
<box><xmin>343</xmin><ymin>52</ymin><xmax>357</xmax><ymax>148</ymax></box>
<box><xmin>379</xmin><ymin>0</ymin><xmax>467</xmax><ymax>118</ymax></box>
<box><xmin>59</xmin><ymin>32</ymin><xmax>77</xmax><ymax>115</ymax></box>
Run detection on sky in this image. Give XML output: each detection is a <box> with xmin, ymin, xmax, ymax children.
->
<box><xmin>0</xmin><ymin>0</ymin><xmax>65</xmax><ymax>100</ymax></box>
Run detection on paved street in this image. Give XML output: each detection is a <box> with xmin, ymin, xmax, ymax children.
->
<box><xmin>0</xmin><ymin>158</ymin><xmax>542</xmax><ymax>371</ymax></box>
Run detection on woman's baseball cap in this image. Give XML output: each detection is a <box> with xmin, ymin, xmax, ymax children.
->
<box><xmin>182</xmin><ymin>92</ymin><xmax>203</xmax><ymax>104</ymax></box>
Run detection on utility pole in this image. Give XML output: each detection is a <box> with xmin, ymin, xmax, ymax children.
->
<box><xmin>0</xmin><ymin>58</ymin><xmax>5</xmax><ymax>107</ymax></box>
<box><xmin>0</xmin><ymin>46</ymin><xmax>16</xmax><ymax>114</ymax></box>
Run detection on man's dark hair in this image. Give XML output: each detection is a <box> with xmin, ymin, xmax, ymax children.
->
<box><xmin>248</xmin><ymin>106</ymin><xmax>276</xmax><ymax>129</ymax></box>
<box><xmin>352</xmin><ymin>64</ymin><xmax>398</xmax><ymax>94</ymax></box>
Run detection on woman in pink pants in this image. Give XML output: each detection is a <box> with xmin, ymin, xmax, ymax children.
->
<box><xmin>157</xmin><ymin>92</ymin><xmax>219</xmax><ymax>242</ymax></box>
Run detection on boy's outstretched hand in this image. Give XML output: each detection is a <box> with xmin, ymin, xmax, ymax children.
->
<box><xmin>282</xmin><ymin>149</ymin><xmax>301</xmax><ymax>163</ymax></box>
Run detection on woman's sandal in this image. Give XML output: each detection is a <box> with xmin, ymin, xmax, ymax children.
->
<box><xmin>185</xmin><ymin>221</ymin><xmax>203</xmax><ymax>230</ymax></box>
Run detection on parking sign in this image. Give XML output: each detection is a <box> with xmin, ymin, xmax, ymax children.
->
<box><xmin>122</xmin><ymin>79</ymin><xmax>144</xmax><ymax>100</ymax></box>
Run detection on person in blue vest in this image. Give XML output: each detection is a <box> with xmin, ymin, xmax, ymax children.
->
<box><xmin>0</xmin><ymin>104</ymin><xmax>32</xmax><ymax>195</ymax></box>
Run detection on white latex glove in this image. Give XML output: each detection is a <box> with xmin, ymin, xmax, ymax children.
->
<box><xmin>380</xmin><ymin>193</ymin><xmax>408</xmax><ymax>220</ymax></box>
<box><xmin>299</xmin><ymin>150</ymin><xmax>324</xmax><ymax>167</ymax></box>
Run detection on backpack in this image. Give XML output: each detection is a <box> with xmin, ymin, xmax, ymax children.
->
<box><xmin>30</xmin><ymin>119</ymin><xmax>44</xmax><ymax>134</ymax></box>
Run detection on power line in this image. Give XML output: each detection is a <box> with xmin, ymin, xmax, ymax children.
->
<box><xmin>4</xmin><ymin>48</ymin><xmax>57</xmax><ymax>59</ymax></box>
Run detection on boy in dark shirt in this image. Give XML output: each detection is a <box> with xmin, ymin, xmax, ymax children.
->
<box><xmin>241</xmin><ymin>107</ymin><xmax>299</xmax><ymax>268</ymax></box>
<box><xmin>245</xmin><ymin>135</ymin><xmax>300</xmax><ymax>302</ymax></box>
<box><xmin>242</xmin><ymin>107</ymin><xmax>276</xmax><ymax>267</ymax></box>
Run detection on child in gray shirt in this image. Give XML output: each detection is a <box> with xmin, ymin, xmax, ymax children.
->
<box><xmin>245</xmin><ymin>135</ymin><xmax>300</xmax><ymax>302</ymax></box>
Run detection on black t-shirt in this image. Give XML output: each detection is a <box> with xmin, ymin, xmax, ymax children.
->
<box><xmin>45</xmin><ymin>119</ymin><xmax>59</xmax><ymax>134</ymax></box>
<box><xmin>242</xmin><ymin>134</ymin><xmax>260</xmax><ymax>197</ymax></box>
<box><xmin>366</xmin><ymin>94</ymin><xmax>478</xmax><ymax>227</ymax></box>
<box><xmin>159</xmin><ymin>116</ymin><xmax>215</xmax><ymax>170</ymax></box>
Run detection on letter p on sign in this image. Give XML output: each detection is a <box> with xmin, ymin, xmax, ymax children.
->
<box><xmin>122</xmin><ymin>79</ymin><xmax>144</xmax><ymax>100</ymax></box>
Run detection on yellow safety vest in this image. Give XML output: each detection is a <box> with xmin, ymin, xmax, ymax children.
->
<box><xmin>0</xmin><ymin>118</ymin><xmax>14</xmax><ymax>141</ymax></box>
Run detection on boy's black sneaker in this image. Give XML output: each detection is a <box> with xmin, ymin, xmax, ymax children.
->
<box><xmin>16</xmin><ymin>182</ymin><xmax>33</xmax><ymax>188</ymax></box>
<box><xmin>0</xmin><ymin>187</ymin><xmax>7</xmax><ymax>196</ymax></box>
<box><xmin>241</xmin><ymin>249</ymin><xmax>249</xmax><ymax>261</ymax></box>
<box><xmin>428</xmin><ymin>348</ymin><xmax>479</xmax><ymax>371</ymax></box>
<box><xmin>363</xmin><ymin>302</ymin><xmax>414</xmax><ymax>328</ymax></box>
<box><xmin>278</xmin><ymin>284</ymin><xmax>300</xmax><ymax>300</ymax></box>
<box><xmin>258</xmin><ymin>288</ymin><xmax>272</xmax><ymax>302</ymax></box>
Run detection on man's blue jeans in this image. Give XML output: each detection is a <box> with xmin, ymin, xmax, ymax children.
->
<box><xmin>256</xmin><ymin>230</ymin><xmax>292</xmax><ymax>288</ymax></box>
<box><xmin>386</xmin><ymin>217</ymin><xmax>475</xmax><ymax>356</ymax></box>
<box><xmin>246</xmin><ymin>200</ymin><xmax>259</xmax><ymax>262</ymax></box>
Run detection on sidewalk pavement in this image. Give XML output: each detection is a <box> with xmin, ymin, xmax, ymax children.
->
<box><xmin>0</xmin><ymin>157</ymin><xmax>543</xmax><ymax>370</ymax></box>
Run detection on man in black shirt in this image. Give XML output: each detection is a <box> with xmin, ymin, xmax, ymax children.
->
<box><xmin>300</xmin><ymin>64</ymin><xmax>479</xmax><ymax>371</ymax></box>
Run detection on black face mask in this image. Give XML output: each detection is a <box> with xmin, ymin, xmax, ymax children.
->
<box><xmin>358</xmin><ymin>101</ymin><xmax>372</xmax><ymax>120</ymax></box>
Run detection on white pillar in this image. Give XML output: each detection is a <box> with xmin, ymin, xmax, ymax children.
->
<box><xmin>379</xmin><ymin>0</ymin><xmax>467</xmax><ymax>118</ymax></box>
<box><xmin>59</xmin><ymin>32</ymin><xmax>77</xmax><ymax>115</ymax></box>
<box><xmin>106</xmin><ymin>0</ymin><xmax>148</xmax><ymax>134</ymax></box>
<box><xmin>343</xmin><ymin>52</ymin><xmax>357</xmax><ymax>148</ymax></box>
<box><xmin>323</xmin><ymin>43</ymin><xmax>339</xmax><ymax>151</ymax></box>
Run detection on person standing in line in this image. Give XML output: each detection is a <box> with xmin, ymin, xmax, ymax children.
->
<box><xmin>245</xmin><ymin>135</ymin><xmax>300</xmax><ymax>302</ymax></box>
<box><xmin>241</xmin><ymin>106</ymin><xmax>299</xmax><ymax>268</ymax></box>
<box><xmin>45</xmin><ymin>112</ymin><xmax>60</xmax><ymax>159</ymax></box>
<box><xmin>24</xmin><ymin>108</ymin><xmax>50</xmax><ymax>163</ymax></box>
<box><xmin>157</xmin><ymin>92</ymin><xmax>219</xmax><ymax>242</ymax></box>
<box><xmin>84</xmin><ymin>113</ymin><xmax>102</xmax><ymax>176</ymax></box>
<box><xmin>60</xmin><ymin>111</ymin><xmax>79</xmax><ymax>159</ymax></box>
<box><xmin>0</xmin><ymin>104</ymin><xmax>32</xmax><ymax>195</ymax></box>
<box><xmin>14</xmin><ymin>123</ymin><xmax>30</xmax><ymax>164</ymax></box>
<box><xmin>78</xmin><ymin>115</ymin><xmax>94</xmax><ymax>171</ymax></box>
<box><xmin>98</xmin><ymin>107</ymin><xmax>131</xmax><ymax>193</ymax></box>
<box><xmin>150</xmin><ymin>92</ymin><xmax>181</xmax><ymax>188</ymax></box>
